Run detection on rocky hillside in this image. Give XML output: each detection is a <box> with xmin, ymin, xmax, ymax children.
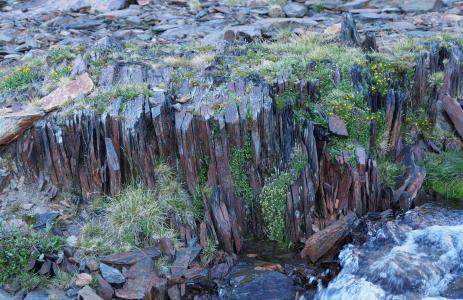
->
<box><xmin>0</xmin><ymin>0</ymin><xmax>463</xmax><ymax>299</ymax></box>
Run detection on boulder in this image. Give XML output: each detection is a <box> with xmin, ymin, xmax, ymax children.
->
<box><xmin>78</xmin><ymin>286</ymin><xmax>103</xmax><ymax>300</ymax></box>
<box><xmin>268</xmin><ymin>5</ymin><xmax>285</xmax><ymax>18</ymax></box>
<box><xmin>39</xmin><ymin>73</ymin><xmax>94</xmax><ymax>112</ymax></box>
<box><xmin>95</xmin><ymin>274</ymin><xmax>114</xmax><ymax>300</ymax></box>
<box><xmin>0</xmin><ymin>108</ymin><xmax>44</xmax><ymax>146</ymax></box>
<box><xmin>301</xmin><ymin>212</ymin><xmax>357</xmax><ymax>263</ymax></box>
<box><xmin>76</xmin><ymin>273</ymin><xmax>93</xmax><ymax>287</ymax></box>
<box><xmin>328</xmin><ymin>115</ymin><xmax>348</xmax><ymax>137</ymax></box>
<box><xmin>100</xmin><ymin>263</ymin><xmax>125</xmax><ymax>284</ymax></box>
<box><xmin>283</xmin><ymin>2</ymin><xmax>307</xmax><ymax>18</ymax></box>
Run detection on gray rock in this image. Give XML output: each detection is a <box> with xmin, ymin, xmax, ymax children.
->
<box><xmin>100</xmin><ymin>263</ymin><xmax>125</xmax><ymax>284</ymax></box>
<box><xmin>108</xmin><ymin>0</ymin><xmax>129</xmax><ymax>10</ymax></box>
<box><xmin>283</xmin><ymin>2</ymin><xmax>307</xmax><ymax>17</ymax></box>
<box><xmin>401</xmin><ymin>0</ymin><xmax>444</xmax><ymax>12</ymax></box>
<box><xmin>24</xmin><ymin>291</ymin><xmax>49</xmax><ymax>300</ymax></box>
<box><xmin>268</xmin><ymin>5</ymin><xmax>285</xmax><ymax>18</ymax></box>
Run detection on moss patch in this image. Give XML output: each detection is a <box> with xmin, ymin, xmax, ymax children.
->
<box><xmin>259</xmin><ymin>146</ymin><xmax>307</xmax><ymax>244</ymax></box>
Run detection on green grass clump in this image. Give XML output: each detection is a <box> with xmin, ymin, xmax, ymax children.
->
<box><xmin>0</xmin><ymin>65</ymin><xmax>41</xmax><ymax>94</ymax></box>
<box><xmin>428</xmin><ymin>71</ymin><xmax>444</xmax><ymax>89</ymax></box>
<box><xmin>0</xmin><ymin>228</ymin><xmax>64</xmax><ymax>289</ymax></box>
<box><xmin>312</xmin><ymin>3</ymin><xmax>325</xmax><ymax>13</ymax></box>
<box><xmin>420</xmin><ymin>151</ymin><xmax>463</xmax><ymax>200</ymax></box>
<box><xmin>81</xmin><ymin>84</ymin><xmax>153</xmax><ymax>114</ymax></box>
<box><xmin>231</xmin><ymin>137</ymin><xmax>254</xmax><ymax>205</ymax></box>
<box><xmin>259</xmin><ymin>146</ymin><xmax>307</xmax><ymax>244</ymax></box>
<box><xmin>202</xmin><ymin>236</ymin><xmax>217</xmax><ymax>265</ymax></box>
<box><xmin>80</xmin><ymin>162</ymin><xmax>193</xmax><ymax>255</ymax></box>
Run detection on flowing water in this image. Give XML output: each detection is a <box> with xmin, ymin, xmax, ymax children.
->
<box><xmin>315</xmin><ymin>201</ymin><xmax>463</xmax><ymax>300</ymax></box>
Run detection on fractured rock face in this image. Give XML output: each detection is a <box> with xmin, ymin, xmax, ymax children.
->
<box><xmin>39</xmin><ymin>73</ymin><xmax>94</xmax><ymax>112</ymax></box>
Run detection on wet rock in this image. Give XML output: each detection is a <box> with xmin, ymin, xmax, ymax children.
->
<box><xmin>100</xmin><ymin>263</ymin><xmax>125</xmax><ymax>284</ymax></box>
<box><xmin>39</xmin><ymin>73</ymin><xmax>94</xmax><ymax>112</ymax></box>
<box><xmin>402</xmin><ymin>0</ymin><xmax>444</xmax><ymax>12</ymax></box>
<box><xmin>226</xmin><ymin>264</ymin><xmax>296</xmax><ymax>300</ymax></box>
<box><xmin>0</xmin><ymin>108</ymin><xmax>45</xmax><ymax>146</ymax></box>
<box><xmin>76</xmin><ymin>273</ymin><xmax>93</xmax><ymax>287</ymax></box>
<box><xmin>328</xmin><ymin>115</ymin><xmax>348</xmax><ymax>137</ymax></box>
<box><xmin>301</xmin><ymin>212</ymin><xmax>357</xmax><ymax>263</ymax></box>
<box><xmin>101</xmin><ymin>248</ymin><xmax>161</xmax><ymax>266</ymax></box>
<box><xmin>78</xmin><ymin>286</ymin><xmax>103</xmax><ymax>300</ymax></box>
<box><xmin>283</xmin><ymin>2</ymin><xmax>307</xmax><ymax>18</ymax></box>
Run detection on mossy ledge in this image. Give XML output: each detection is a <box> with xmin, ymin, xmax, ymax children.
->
<box><xmin>2</xmin><ymin>22</ymin><xmax>463</xmax><ymax>254</ymax></box>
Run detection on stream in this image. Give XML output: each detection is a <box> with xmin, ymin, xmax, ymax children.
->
<box><xmin>219</xmin><ymin>200</ymin><xmax>463</xmax><ymax>300</ymax></box>
<box><xmin>315</xmin><ymin>201</ymin><xmax>463</xmax><ymax>300</ymax></box>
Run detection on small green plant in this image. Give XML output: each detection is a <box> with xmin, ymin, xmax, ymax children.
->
<box><xmin>231</xmin><ymin>137</ymin><xmax>254</xmax><ymax>205</ymax></box>
<box><xmin>0</xmin><ymin>228</ymin><xmax>64</xmax><ymax>289</ymax></box>
<box><xmin>259</xmin><ymin>146</ymin><xmax>306</xmax><ymax>244</ymax></box>
<box><xmin>50</xmin><ymin>65</ymin><xmax>72</xmax><ymax>81</ymax></box>
<box><xmin>275</xmin><ymin>89</ymin><xmax>297</xmax><ymax>112</ymax></box>
<box><xmin>312</xmin><ymin>3</ymin><xmax>325</xmax><ymax>13</ymax></box>
<box><xmin>48</xmin><ymin>47</ymin><xmax>74</xmax><ymax>65</ymax></box>
<box><xmin>428</xmin><ymin>71</ymin><xmax>444</xmax><ymax>89</ymax></box>
<box><xmin>420</xmin><ymin>151</ymin><xmax>463</xmax><ymax>199</ymax></box>
<box><xmin>202</xmin><ymin>236</ymin><xmax>217</xmax><ymax>265</ymax></box>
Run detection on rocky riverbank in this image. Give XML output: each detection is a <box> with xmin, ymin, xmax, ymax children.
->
<box><xmin>1</xmin><ymin>0</ymin><xmax>463</xmax><ymax>299</ymax></box>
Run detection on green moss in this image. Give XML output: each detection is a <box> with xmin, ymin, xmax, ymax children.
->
<box><xmin>420</xmin><ymin>151</ymin><xmax>463</xmax><ymax>199</ymax></box>
<box><xmin>231</xmin><ymin>137</ymin><xmax>254</xmax><ymax>205</ymax></box>
<box><xmin>259</xmin><ymin>146</ymin><xmax>307</xmax><ymax>244</ymax></box>
<box><xmin>0</xmin><ymin>228</ymin><xmax>64</xmax><ymax>289</ymax></box>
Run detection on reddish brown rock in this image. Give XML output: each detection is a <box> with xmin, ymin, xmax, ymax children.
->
<box><xmin>39</xmin><ymin>73</ymin><xmax>94</xmax><ymax>112</ymax></box>
<box><xmin>159</xmin><ymin>238</ymin><xmax>175</xmax><ymax>259</ymax></box>
<box><xmin>301</xmin><ymin>212</ymin><xmax>357</xmax><ymax>263</ymax></box>
<box><xmin>0</xmin><ymin>108</ymin><xmax>44</xmax><ymax>146</ymax></box>
<box><xmin>101</xmin><ymin>248</ymin><xmax>161</xmax><ymax>266</ymax></box>
<box><xmin>95</xmin><ymin>274</ymin><xmax>114</xmax><ymax>300</ymax></box>
<box><xmin>328</xmin><ymin>115</ymin><xmax>348</xmax><ymax>137</ymax></box>
<box><xmin>442</xmin><ymin>94</ymin><xmax>463</xmax><ymax>139</ymax></box>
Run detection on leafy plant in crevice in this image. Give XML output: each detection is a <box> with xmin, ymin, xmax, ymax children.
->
<box><xmin>419</xmin><ymin>151</ymin><xmax>463</xmax><ymax>199</ymax></box>
<box><xmin>231</xmin><ymin>136</ymin><xmax>254</xmax><ymax>205</ymax></box>
<box><xmin>377</xmin><ymin>158</ymin><xmax>401</xmax><ymax>187</ymax></box>
<box><xmin>0</xmin><ymin>228</ymin><xmax>64</xmax><ymax>289</ymax></box>
<box><xmin>275</xmin><ymin>88</ymin><xmax>298</xmax><ymax>112</ymax></box>
<box><xmin>48</xmin><ymin>47</ymin><xmax>74</xmax><ymax>65</ymax></box>
<box><xmin>259</xmin><ymin>146</ymin><xmax>307</xmax><ymax>244</ymax></box>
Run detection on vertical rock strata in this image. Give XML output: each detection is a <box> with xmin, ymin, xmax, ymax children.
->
<box><xmin>9</xmin><ymin>40</ymin><xmax>461</xmax><ymax>256</ymax></box>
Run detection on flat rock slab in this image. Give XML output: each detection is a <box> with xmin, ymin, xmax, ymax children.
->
<box><xmin>101</xmin><ymin>248</ymin><xmax>161</xmax><ymax>266</ymax></box>
<box><xmin>171</xmin><ymin>245</ymin><xmax>202</xmax><ymax>278</ymax></box>
<box><xmin>329</xmin><ymin>115</ymin><xmax>349</xmax><ymax>137</ymax></box>
<box><xmin>100</xmin><ymin>263</ymin><xmax>125</xmax><ymax>284</ymax></box>
<box><xmin>39</xmin><ymin>73</ymin><xmax>94</xmax><ymax>112</ymax></box>
<box><xmin>0</xmin><ymin>108</ymin><xmax>45</xmax><ymax>146</ymax></box>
